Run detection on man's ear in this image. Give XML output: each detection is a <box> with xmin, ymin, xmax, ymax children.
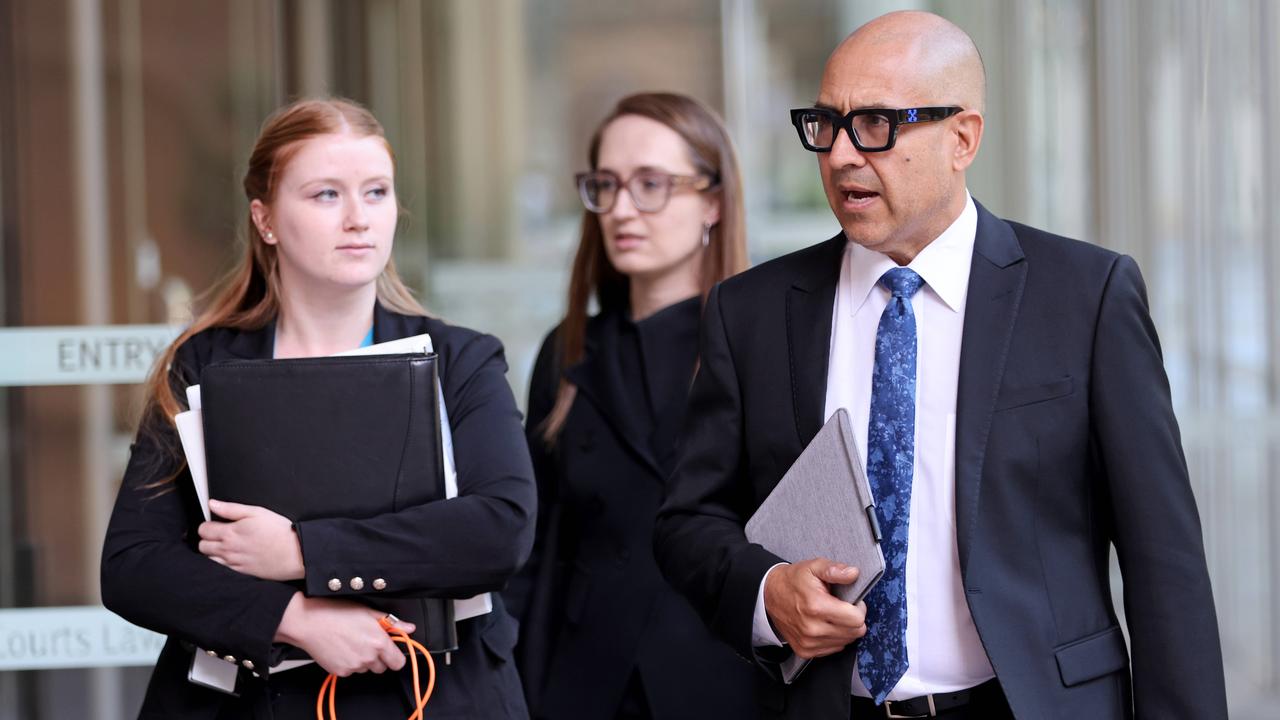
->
<box><xmin>951</xmin><ymin>111</ymin><xmax>984</xmax><ymax>172</ymax></box>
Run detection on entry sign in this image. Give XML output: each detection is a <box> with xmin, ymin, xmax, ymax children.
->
<box><xmin>0</xmin><ymin>325</ymin><xmax>180</xmax><ymax>387</ymax></box>
<box><xmin>0</xmin><ymin>606</ymin><xmax>165</xmax><ymax>670</ymax></box>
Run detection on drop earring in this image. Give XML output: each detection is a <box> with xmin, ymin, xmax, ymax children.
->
<box><xmin>701</xmin><ymin>222</ymin><xmax>712</xmax><ymax>248</ymax></box>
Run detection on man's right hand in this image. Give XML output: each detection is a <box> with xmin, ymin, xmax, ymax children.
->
<box><xmin>763</xmin><ymin>558</ymin><xmax>868</xmax><ymax>659</ymax></box>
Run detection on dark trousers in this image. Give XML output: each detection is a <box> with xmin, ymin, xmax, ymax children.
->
<box><xmin>849</xmin><ymin>680</ymin><xmax>1013</xmax><ymax>719</ymax></box>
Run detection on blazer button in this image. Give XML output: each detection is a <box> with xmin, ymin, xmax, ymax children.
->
<box><xmin>350</xmin><ymin>577</ymin><xmax>365</xmax><ymax>591</ymax></box>
<box><xmin>223</xmin><ymin>655</ymin><xmax>236</xmax><ymax>664</ymax></box>
<box><xmin>327</xmin><ymin>578</ymin><xmax>343</xmax><ymax>592</ymax></box>
<box><xmin>242</xmin><ymin>659</ymin><xmax>255</xmax><ymax>670</ymax></box>
<box><xmin>372</xmin><ymin>578</ymin><xmax>387</xmax><ymax>591</ymax></box>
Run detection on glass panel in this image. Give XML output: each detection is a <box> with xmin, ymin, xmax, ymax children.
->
<box><xmin>0</xmin><ymin>0</ymin><xmax>279</xmax><ymax>715</ymax></box>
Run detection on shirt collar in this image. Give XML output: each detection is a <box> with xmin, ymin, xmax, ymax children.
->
<box><xmin>845</xmin><ymin>192</ymin><xmax>977</xmax><ymax>315</ymax></box>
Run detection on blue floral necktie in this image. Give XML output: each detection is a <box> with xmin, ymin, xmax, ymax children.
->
<box><xmin>858</xmin><ymin>267</ymin><xmax>924</xmax><ymax>704</ymax></box>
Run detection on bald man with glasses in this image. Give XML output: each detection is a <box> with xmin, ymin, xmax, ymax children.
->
<box><xmin>654</xmin><ymin>11</ymin><xmax>1226</xmax><ymax>719</ymax></box>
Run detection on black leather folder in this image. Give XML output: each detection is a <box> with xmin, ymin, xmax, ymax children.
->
<box><xmin>200</xmin><ymin>352</ymin><xmax>456</xmax><ymax>654</ymax></box>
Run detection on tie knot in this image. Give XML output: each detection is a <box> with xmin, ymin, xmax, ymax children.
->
<box><xmin>879</xmin><ymin>267</ymin><xmax>924</xmax><ymax>298</ymax></box>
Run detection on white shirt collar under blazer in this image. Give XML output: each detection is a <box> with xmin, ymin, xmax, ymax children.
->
<box><xmin>844</xmin><ymin>192</ymin><xmax>977</xmax><ymax>316</ymax></box>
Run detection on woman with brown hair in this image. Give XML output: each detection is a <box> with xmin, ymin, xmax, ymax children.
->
<box><xmin>101</xmin><ymin>97</ymin><xmax>534</xmax><ymax>718</ymax></box>
<box><xmin>508</xmin><ymin>92</ymin><xmax>756</xmax><ymax>719</ymax></box>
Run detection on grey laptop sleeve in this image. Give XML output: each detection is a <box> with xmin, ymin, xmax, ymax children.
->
<box><xmin>746</xmin><ymin>408</ymin><xmax>885</xmax><ymax>602</ymax></box>
<box><xmin>745</xmin><ymin>408</ymin><xmax>885</xmax><ymax>682</ymax></box>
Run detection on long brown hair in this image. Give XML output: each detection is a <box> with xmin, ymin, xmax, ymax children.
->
<box><xmin>540</xmin><ymin>92</ymin><xmax>748</xmax><ymax>444</ymax></box>
<box><xmin>141</xmin><ymin>97</ymin><xmax>426</xmax><ymax>484</ymax></box>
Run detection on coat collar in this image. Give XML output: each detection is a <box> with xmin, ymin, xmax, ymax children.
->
<box><xmin>564</xmin><ymin>310</ymin><xmax>664</xmax><ymax>477</ymax></box>
<box><xmin>954</xmin><ymin>201</ymin><xmax>1027</xmax><ymax>574</ymax></box>
<box><xmin>786</xmin><ymin>233</ymin><xmax>848</xmax><ymax>447</ymax></box>
<box><xmin>218</xmin><ymin>320</ymin><xmax>275</xmax><ymax>362</ymax></box>
<box><xmin>214</xmin><ymin>302</ymin><xmax>412</xmax><ymax>362</ymax></box>
<box><xmin>564</xmin><ymin>298</ymin><xmax>702</xmax><ymax>480</ymax></box>
<box><xmin>641</xmin><ymin>298</ymin><xmax>703</xmax><ymax>478</ymax></box>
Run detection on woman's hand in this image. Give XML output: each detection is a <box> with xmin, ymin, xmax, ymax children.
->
<box><xmin>274</xmin><ymin>594</ymin><xmax>415</xmax><ymax>676</ymax></box>
<box><xmin>198</xmin><ymin>499</ymin><xmax>305</xmax><ymax>581</ymax></box>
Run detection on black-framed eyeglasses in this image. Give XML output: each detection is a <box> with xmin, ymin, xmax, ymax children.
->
<box><xmin>789</xmin><ymin>106</ymin><xmax>963</xmax><ymax>153</ymax></box>
<box><xmin>575</xmin><ymin>169</ymin><xmax>716</xmax><ymax>214</ymax></box>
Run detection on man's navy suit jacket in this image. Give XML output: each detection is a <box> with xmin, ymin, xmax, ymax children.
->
<box><xmin>653</xmin><ymin>201</ymin><xmax>1227</xmax><ymax>719</ymax></box>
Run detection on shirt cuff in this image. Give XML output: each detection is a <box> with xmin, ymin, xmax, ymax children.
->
<box><xmin>752</xmin><ymin>562</ymin><xmax>789</xmax><ymax>648</ymax></box>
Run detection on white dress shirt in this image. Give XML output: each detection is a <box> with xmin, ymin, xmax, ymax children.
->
<box><xmin>752</xmin><ymin>193</ymin><xmax>995</xmax><ymax>699</ymax></box>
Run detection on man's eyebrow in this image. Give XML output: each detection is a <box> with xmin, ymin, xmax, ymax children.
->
<box><xmin>812</xmin><ymin>101</ymin><xmax>899</xmax><ymax>112</ymax></box>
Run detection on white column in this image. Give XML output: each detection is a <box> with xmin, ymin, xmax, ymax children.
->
<box><xmin>443</xmin><ymin>0</ymin><xmax>525</xmax><ymax>259</ymax></box>
<box><xmin>1262</xmin><ymin>0</ymin><xmax>1280</xmax><ymax>693</ymax></box>
<box><xmin>70</xmin><ymin>0</ymin><xmax>120</xmax><ymax>716</ymax></box>
<box><xmin>364</xmin><ymin>0</ymin><xmax>431</xmax><ymax>286</ymax></box>
<box><xmin>1093</xmin><ymin>0</ymin><xmax>1144</xmax><ymax>260</ymax></box>
<box><xmin>230</xmin><ymin>0</ymin><xmax>283</xmax><ymax>167</ymax></box>
<box><xmin>119</xmin><ymin>0</ymin><xmax>149</xmax><ymax>322</ymax></box>
<box><xmin>720</xmin><ymin>0</ymin><xmax>766</xmax><ymax>248</ymax></box>
<box><xmin>0</xmin><ymin>13</ymin><xmax>13</xmax><ymax>718</ymax></box>
<box><xmin>296</xmin><ymin>0</ymin><xmax>333</xmax><ymax>96</ymax></box>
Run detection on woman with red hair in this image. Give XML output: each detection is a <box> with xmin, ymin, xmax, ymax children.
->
<box><xmin>102</xmin><ymin>98</ymin><xmax>534</xmax><ymax>718</ymax></box>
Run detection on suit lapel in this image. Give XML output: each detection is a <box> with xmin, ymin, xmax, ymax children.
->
<box><xmin>954</xmin><ymin>203</ymin><xmax>1027</xmax><ymax>574</ymax></box>
<box><xmin>787</xmin><ymin>234</ymin><xmax>847</xmax><ymax>447</ymax></box>
<box><xmin>373</xmin><ymin>302</ymin><xmax>412</xmax><ymax>345</ymax></box>
<box><xmin>565</xmin><ymin>313</ymin><xmax>664</xmax><ymax>477</ymax></box>
<box><xmin>215</xmin><ymin>321</ymin><xmax>275</xmax><ymax>361</ymax></box>
<box><xmin>214</xmin><ymin>302</ymin><xmax>407</xmax><ymax>364</ymax></box>
<box><xmin>647</xmin><ymin>304</ymin><xmax>701</xmax><ymax>479</ymax></box>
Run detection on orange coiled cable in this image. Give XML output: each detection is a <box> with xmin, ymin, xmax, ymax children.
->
<box><xmin>316</xmin><ymin>616</ymin><xmax>436</xmax><ymax>719</ymax></box>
